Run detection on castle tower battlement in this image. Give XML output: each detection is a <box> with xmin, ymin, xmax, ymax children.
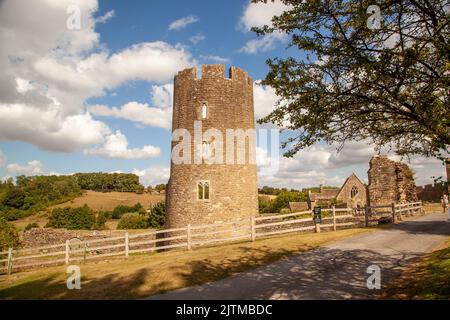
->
<box><xmin>166</xmin><ymin>64</ymin><xmax>258</xmax><ymax>229</ymax></box>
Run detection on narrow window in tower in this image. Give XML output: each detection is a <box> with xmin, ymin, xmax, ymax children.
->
<box><xmin>203</xmin><ymin>181</ymin><xmax>209</xmax><ymax>200</ymax></box>
<box><xmin>201</xmin><ymin>103</ymin><xmax>208</xmax><ymax>119</ymax></box>
<box><xmin>197</xmin><ymin>181</ymin><xmax>210</xmax><ymax>200</ymax></box>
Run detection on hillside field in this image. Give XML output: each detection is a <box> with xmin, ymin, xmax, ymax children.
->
<box><xmin>11</xmin><ymin>190</ymin><xmax>165</xmax><ymax>230</ymax></box>
<box><xmin>52</xmin><ymin>190</ymin><xmax>165</xmax><ymax>211</ymax></box>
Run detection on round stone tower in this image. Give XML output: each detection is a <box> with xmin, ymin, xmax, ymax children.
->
<box><xmin>165</xmin><ymin>64</ymin><xmax>259</xmax><ymax>228</ymax></box>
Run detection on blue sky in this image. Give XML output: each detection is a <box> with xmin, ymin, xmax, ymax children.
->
<box><xmin>0</xmin><ymin>0</ymin><xmax>445</xmax><ymax>188</ymax></box>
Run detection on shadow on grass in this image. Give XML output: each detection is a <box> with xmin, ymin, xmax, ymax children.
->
<box><xmin>0</xmin><ymin>244</ymin><xmax>312</xmax><ymax>300</ymax></box>
<box><xmin>150</xmin><ymin>247</ymin><xmax>425</xmax><ymax>300</ymax></box>
<box><xmin>0</xmin><ymin>267</ymin><xmax>170</xmax><ymax>300</ymax></box>
<box><xmin>1</xmin><ymin>216</ymin><xmax>448</xmax><ymax>300</ymax></box>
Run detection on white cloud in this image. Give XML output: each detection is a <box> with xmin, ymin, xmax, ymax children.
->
<box><xmin>253</xmin><ymin>81</ymin><xmax>278</xmax><ymax>120</ymax></box>
<box><xmin>239</xmin><ymin>0</ymin><xmax>289</xmax><ymax>31</ymax></box>
<box><xmin>168</xmin><ymin>15</ymin><xmax>199</xmax><ymax>31</ymax></box>
<box><xmin>189</xmin><ymin>33</ymin><xmax>206</xmax><ymax>45</ymax></box>
<box><xmin>239</xmin><ymin>32</ymin><xmax>286</xmax><ymax>54</ymax></box>
<box><xmin>32</xmin><ymin>42</ymin><xmax>194</xmax><ymax>98</ymax></box>
<box><xmin>132</xmin><ymin>166</ymin><xmax>170</xmax><ymax>186</ymax></box>
<box><xmin>151</xmin><ymin>83</ymin><xmax>174</xmax><ymax>109</ymax></box>
<box><xmin>90</xmin><ymin>102</ymin><xmax>172</xmax><ymax>130</ymax></box>
<box><xmin>95</xmin><ymin>10</ymin><xmax>115</xmax><ymax>24</ymax></box>
<box><xmin>0</xmin><ymin>104</ymin><xmax>109</xmax><ymax>152</ymax></box>
<box><xmin>84</xmin><ymin>130</ymin><xmax>160</xmax><ymax>160</ymax></box>
<box><xmin>90</xmin><ymin>83</ymin><xmax>174</xmax><ymax>129</ymax></box>
<box><xmin>6</xmin><ymin>160</ymin><xmax>47</xmax><ymax>176</ymax></box>
<box><xmin>0</xmin><ymin>0</ymin><xmax>195</xmax><ymax>152</ymax></box>
<box><xmin>238</xmin><ymin>0</ymin><xmax>290</xmax><ymax>54</ymax></box>
<box><xmin>200</xmin><ymin>55</ymin><xmax>230</xmax><ymax>63</ymax></box>
<box><xmin>257</xmin><ymin>138</ymin><xmax>445</xmax><ymax>189</ymax></box>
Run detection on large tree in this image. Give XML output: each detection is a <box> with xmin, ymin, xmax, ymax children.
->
<box><xmin>254</xmin><ymin>0</ymin><xmax>449</xmax><ymax>159</ymax></box>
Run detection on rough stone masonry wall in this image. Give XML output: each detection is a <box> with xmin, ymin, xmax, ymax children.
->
<box><xmin>367</xmin><ymin>155</ymin><xmax>418</xmax><ymax>206</ymax></box>
<box><xmin>165</xmin><ymin>65</ymin><xmax>259</xmax><ymax>228</ymax></box>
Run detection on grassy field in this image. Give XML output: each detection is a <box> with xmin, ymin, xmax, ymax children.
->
<box><xmin>423</xmin><ymin>202</ymin><xmax>445</xmax><ymax>214</ymax></box>
<box><xmin>12</xmin><ymin>191</ymin><xmax>165</xmax><ymax>229</ymax></box>
<box><xmin>385</xmin><ymin>238</ymin><xmax>450</xmax><ymax>300</ymax></box>
<box><xmin>52</xmin><ymin>190</ymin><xmax>165</xmax><ymax>211</ymax></box>
<box><xmin>0</xmin><ymin>227</ymin><xmax>373</xmax><ymax>300</ymax></box>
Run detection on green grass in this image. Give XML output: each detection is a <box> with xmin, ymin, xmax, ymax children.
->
<box><xmin>0</xmin><ymin>227</ymin><xmax>373</xmax><ymax>300</ymax></box>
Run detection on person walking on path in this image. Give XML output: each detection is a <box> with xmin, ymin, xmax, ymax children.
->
<box><xmin>441</xmin><ymin>194</ymin><xmax>449</xmax><ymax>220</ymax></box>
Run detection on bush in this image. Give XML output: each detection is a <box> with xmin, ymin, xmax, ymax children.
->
<box><xmin>259</xmin><ymin>192</ymin><xmax>308</xmax><ymax>213</ymax></box>
<box><xmin>117</xmin><ymin>214</ymin><xmax>149</xmax><ymax>229</ymax></box>
<box><xmin>135</xmin><ymin>185</ymin><xmax>145</xmax><ymax>194</ymax></box>
<box><xmin>24</xmin><ymin>223</ymin><xmax>39</xmax><ymax>231</ymax></box>
<box><xmin>0</xmin><ymin>218</ymin><xmax>20</xmax><ymax>251</ymax></box>
<box><xmin>93</xmin><ymin>212</ymin><xmax>108</xmax><ymax>230</ymax></box>
<box><xmin>149</xmin><ymin>202</ymin><xmax>165</xmax><ymax>228</ymax></box>
<box><xmin>258</xmin><ymin>196</ymin><xmax>272</xmax><ymax>213</ymax></box>
<box><xmin>111</xmin><ymin>203</ymin><xmax>143</xmax><ymax>219</ymax></box>
<box><xmin>2</xmin><ymin>189</ymin><xmax>26</xmax><ymax>209</ymax></box>
<box><xmin>46</xmin><ymin>205</ymin><xmax>95</xmax><ymax>230</ymax></box>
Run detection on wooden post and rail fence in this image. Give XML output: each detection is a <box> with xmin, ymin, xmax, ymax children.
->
<box><xmin>0</xmin><ymin>201</ymin><xmax>423</xmax><ymax>275</ymax></box>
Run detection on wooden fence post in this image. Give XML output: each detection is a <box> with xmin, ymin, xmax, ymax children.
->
<box><xmin>125</xmin><ymin>232</ymin><xmax>129</xmax><ymax>258</ymax></box>
<box><xmin>250</xmin><ymin>216</ymin><xmax>256</xmax><ymax>242</ymax></box>
<box><xmin>187</xmin><ymin>224</ymin><xmax>192</xmax><ymax>250</ymax></box>
<box><xmin>391</xmin><ymin>203</ymin><xmax>396</xmax><ymax>224</ymax></box>
<box><xmin>315</xmin><ymin>219</ymin><xmax>321</xmax><ymax>233</ymax></box>
<box><xmin>65</xmin><ymin>240</ymin><xmax>70</xmax><ymax>265</ymax></box>
<box><xmin>6</xmin><ymin>248</ymin><xmax>13</xmax><ymax>275</ymax></box>
<box><xmin>332</xmin><ymin>206</ymin><xmax>336</xmax><ymax>231</ymax></box>
<box><xmin>83</xmin><ymin>241</ymin><xmax>87</xmax><ymax>264</ymax></box>
<box><xmin>364</xmin><ymin>204</ymin><xmax>369</xmax><ymax>227</ymax></box>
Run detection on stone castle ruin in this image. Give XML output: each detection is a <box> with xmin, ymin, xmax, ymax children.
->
<box><xmin>165</xmin><ymin>65</ymin><xmax>259</xmax><ymax>228</ymax></box>
<box><xmin>367</xmin><ymin>155</ymin><xmax>418</xmax><ymax>206</ymax></box>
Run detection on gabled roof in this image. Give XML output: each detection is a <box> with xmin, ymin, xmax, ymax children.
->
<box><xmin>309</xmin><ymin>188</ymin><xmax>340</xmax><ymax>201</ymax></box>
<box><xmin>335</xmin><ymin>173</ymin><xmax>366</xmax><ymax>199</ymax></box>
<box><xmin>289</xmin><ymin>201</ymin><xmax>309</xmax><ymax>212</ymax></box>
<box><xmin>308</xmin><ymin>173</ymin><xmax>366</xmax><ymax>202</ymax></box>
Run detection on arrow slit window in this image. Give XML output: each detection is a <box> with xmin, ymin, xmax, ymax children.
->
<box><xmin>201</xmin><ymin>103</ymin><xmax>208</xmax><ymax>119</ymax></box>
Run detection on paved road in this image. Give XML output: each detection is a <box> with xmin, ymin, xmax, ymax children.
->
<box><xmin>148</xmin><ymin>212</ymin><xmax>450</xmax><ymax>300</ymax></box>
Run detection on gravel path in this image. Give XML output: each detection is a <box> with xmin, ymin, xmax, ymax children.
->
<box><xmin>148</xmin><ymin>212</ymin><xmax>450</xmax><ymax>300</ymax></box>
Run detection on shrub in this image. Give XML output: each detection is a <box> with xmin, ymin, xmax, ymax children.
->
<box><xmin>117</xmin><ymin>214</ymin><xmax>149</xmax><ymax>229</ymax></box>
<box><xmin>0</xmin><ymin>218</ymin><xmax>20</xmax><ymax>251</ymax></box>
<box><xmin>46</xmin><ymin>205</ymin><xmax>95</xmax><ymax>230</ymax></box>
<box><xmin>135</xmin><ymin>185</ymin><xmax>145</xmax><ymax>194</ymax></box>
<box><xmin>2</xmin><ymin>189</ymin><xmax>26</xmax><ymax>209</ymax></box>
<box><xmin>258</xmin><ymin>196</ymin><xmax>272</xmax><ymax>213</ymax></box>
<box><xmin>270</xmin><ymin>191</ymin><xmax>308</xmax><ymax>213</ymax></box>
<box><xmin>149</xmin><ymin>202</ymin><xmax>165</xmax><ymax>228</ymax></box>
<box><xmin>258</xmin><ymin>192</ymin><xmax>308</xmax><ymax>213</ymax></box>
<box><xmin>93</xmin><ymin>212</ymin><xmax>108</xmax><ymax>230</ymax></box>
<box><xmin>24</xmin><ymin>223</ymin><xmax>39</xmax><ymax>231</ymax></box>
<box><xmin>111</xmin><ymin>203</ymin><xmax>143</xmax><ymax>219</ymax></box>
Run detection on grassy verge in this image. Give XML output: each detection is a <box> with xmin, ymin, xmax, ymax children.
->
<box><xmin>0</xmin><ymin>227</ymin><xmax>373</xmax><ymax>300</ymax></box>
<box><xmin>385</xmin><ymin>238</ymin><xmax>450</xmax><ymax>300</ymax></box>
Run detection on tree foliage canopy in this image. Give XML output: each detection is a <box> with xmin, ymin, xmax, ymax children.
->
<box><xmin>74</xmin><ymin>173</ymin><xmax>142</xmax><ymax>192</ymax></box>
<box><xmin>254</xmin><ymin>0</ymin><xmax>449</xmax><ymax>159</ymax></box>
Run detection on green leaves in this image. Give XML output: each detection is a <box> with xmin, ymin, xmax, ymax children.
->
<box><xmin>46</xmin><ymin>205</ymin><xmax>96</xmax><ymax>230</ymax></box>
<box><xmin>0</xmin><ymin>218</ymin><xmax>20</xmax><ymax>251</ymax></box>
<box><xmin>254</xmin><ymin>0</ymin><xmax>450</xmax><ymax>159</ymax></box>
